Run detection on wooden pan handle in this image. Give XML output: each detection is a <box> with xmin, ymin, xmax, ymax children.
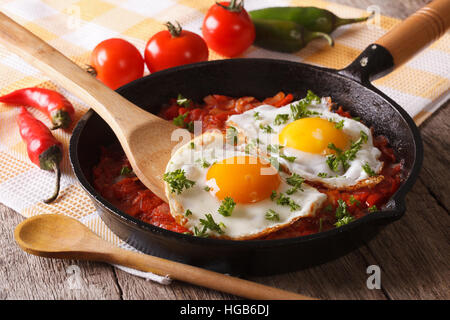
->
<box><xmin>375</xmin><ymin>0</ymin><xmax>450</xmax><ymax>67</ymax></box>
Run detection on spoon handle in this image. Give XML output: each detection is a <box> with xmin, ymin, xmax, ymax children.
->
<box><xmin>104</xmin><ymin>246</ymin><xmax>314</xmax><ymax>300</ymax></box>
<box><xmin>0</xmin><ymin>11</ymin><xmax>162</xmax><ymax>136</ymax></box>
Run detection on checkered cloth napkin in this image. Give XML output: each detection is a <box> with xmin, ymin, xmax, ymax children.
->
<box><xmin>0</xmin><ymin>0</ymin><xmax>448</xmax><ymax>282</ymax></box>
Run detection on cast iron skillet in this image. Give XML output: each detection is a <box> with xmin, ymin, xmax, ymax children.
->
<box><xmin>69</xmin><ymin>0</ymin><xmax>450</xmax><ymax>275</ymax></box>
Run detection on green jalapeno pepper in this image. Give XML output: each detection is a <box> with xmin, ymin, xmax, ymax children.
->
<box><xmin>252</xmin><ymin>18</ymin><xmax>334</xmax><ymax>53</ymax></box>
<box><xmin>249</xmin><ymin>6</ymin><xmax>372</xmax><ymax>34</ymax></box>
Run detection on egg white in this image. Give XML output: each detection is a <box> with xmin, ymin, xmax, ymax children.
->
<box><xmin>227</xmin><ymin>97</ymin><xmax>384</xmax><ymax>189</ymax></box>
<box><xmin>164</xmin><ymin>131</ymin><xmax>327</xmax><ymax>240</ymax></box>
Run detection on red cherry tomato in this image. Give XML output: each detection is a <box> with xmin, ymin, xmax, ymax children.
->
<box><xmin>202</xmin><ymin>1</ymin><xmax>255</xmax><ymax>57</ymax></box>
<box><xmin>144</xmin><ymin>22</ymin><xmax>209</xmax><ymax>73</ymax></box>
<box><xmin>90</xmin><ymin>38</ymin><xmax>144</xmax><ymax>90</ymax></box>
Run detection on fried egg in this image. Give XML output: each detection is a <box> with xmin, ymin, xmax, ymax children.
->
<box><xmin>227</xmin><ymin>96</ymin><xmax>384</xmax><ymax>189</ymax></box>
<box><xmin>164</xmin><ymin>131</ymin><xmax>326</xmax><ymax>240</ymax></box>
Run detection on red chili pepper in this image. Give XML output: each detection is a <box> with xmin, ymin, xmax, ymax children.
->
<box><xmin>17</xmin><ymin>107</ymin><xmax>62</xmax><ymax>203</ymax></box>
<box><xmin>0</xmin><ymin>87</ymin><xmax>75</xmax><ymax>130</ymax></box>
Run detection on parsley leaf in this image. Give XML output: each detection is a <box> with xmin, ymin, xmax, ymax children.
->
<box><xmin>362</xmin><ymin>162</ymin><xmax>376</xmax><ymax>176</ymax></box>
<box><xmin>334</xmin><ymin>199</ymin><xmax>354</xmax><ymax>227</ymax></box>
<box><xmin>253</xmin><ymin>111</ymin><xmax>261</xmax><ymax>120</ymax></box>
<box><xmin>163</xmin><ymin>169</ymin><xmax>195</xmax><ymax>194</ymax></box>
<box><xmin>368</xmin><ymin>205</ymin><xmax>378</xmax><ymax>212</ymax></box>
<box><xmin>259</xmin><ymin>123</ymin><xmax>273</xmax><ymax>133</ymax></box>
<box><xmin>290</xmin><ymin>90</ymin><xmax>321</xmax><ymax>120</ymax></box>
<box><xmin>334</xmin><ymin>120</ymin><xmax>345</xmax><ymax>129</ymax></box>
<box><xmin>267</xmin><ymin>144</ymin><xmax>283</xmax><ymax>154</ymax></box>
<box><xmin>272</xmin><ymin>192</ymin><xmax>301</xmax><ymax>211</ymax></box>
<box><xmin>199</xmin><ymin>214</ymin><xmax>225</xmax><ymax>235</ymax></box>
<box><xmin>326</xmin><ymin>131</ymin><xmax>368</xmax><ymax>173</ymax></box>
<box><xmin>218</xmin><ymin>197</ymin><xmax>236</xmax><ymax>217</ymax></box>
<box><xmin>349</xmin><ymin>195</ymin><xmax>361</xmax><ymax>206</ymax></box>
<box><xmin>173</xmin><ymin>112</ymin><xmax>194</xmax><ymax>132</ymax></box>
<box><xmin>265</xmin><ymin>209</ymin><xmax>280</xmax><ymax>221</ymax></box>
<box><xmin>226</xmin><ymin>126</ymin><xmax>238</xmax><ymax>145</ymax></box>
<box><xmin>120</xmin><ymin>166</ymin><xmax>132</xmax><ymax>176</ymax></box>
<box><xmin>335</xmin><ymin>215</ymin><xmax>354</xmax><ymax>227</ymax></box>
<box><xmin>201</xmin><ymin>159</ymin><xmax>211</xmax><ymax>168</ymax></box>
<box><xmin>176</xmin><ymin>94</ymin><xmax>192</xmax><ymax>108</ymax></box>
<box><xmin>274</xmin><ymin>114</ymin><xmax>289</xmax><ymax>125</ymax></box>
<box><xmin>317</xmin><ymin>172</ymin><xmax>328</xmax><ymax>178</ymax></box>
<box><xmin>286</xmin><ymin>173</ymin><xmax>304</xmax><ymax>195</ymax></box>
<box><xmin>280</xmin><ymin>154</ymin><xmax>296</xmax><ymax>162</ymax></box>
<box><xmin>173</xmin><ymin>112</ymin><xmax>188</xmax><ymax>127</ymax></box>
<box><xmin>185</xmin><ymin>209</ymin><xmax>193</xmax><ymax>217</ymax></box>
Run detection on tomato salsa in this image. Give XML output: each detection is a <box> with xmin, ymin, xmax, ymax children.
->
<box><xmin>93</xmin><ymin>92</ymin><xmax>403</xmax><ymax>239</ymax></box>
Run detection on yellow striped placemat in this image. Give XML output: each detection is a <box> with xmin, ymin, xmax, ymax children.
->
<box><xmin>0</xmin><ymin>0</ymin><xmax>448</xmax><ymax>281</ymax></box>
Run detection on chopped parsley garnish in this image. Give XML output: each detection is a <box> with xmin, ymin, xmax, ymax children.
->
<box><xmin>218</xmin><ymin>197</ymin><xmax>236</xmax><ymax>217</ymax></box>
<box><xmin>286</xmin><ymin>173</ymin><xmax>304</xmax><ymax>195</ymax></box>
<box><xmin>334</xmin><ymin>120</ymin><xmax>345</xmax><ymax>129</ymax></box>
<box><xmin>362</xmin><ymin>162</ymin><xmax>376</xmax><ymax>176</ymax></box>
<box><xmin>265</xmin><ymin>209</ymin><xmax>280</xmax><ymax>221</ymax></box>
<box><xmin>163</xmin><ymin>169</ymin><xmax>195</xmax><ymax>194</ymax></box>
<box><xmin>173</xmin><ymin>112</ymin><xmax>194</xmax><ymax>132</ymax></box>
<box><xmin>185</xmin><ymin>209</ymin><xmax>193</xmax><ymax>217</ymax></box>
<box><xmin>193</xmin><ymin>226</ymin><xmax>208</xmax><ymax>237</ymax></box>
<box><xmin>266</xmin><ymin>144</ymin><xmax>283</xmax><ymax>154</ymax></box>
<box><xmin>326</xmin><ymin>131</ymin><xmax>368</xmax><ymax>172</ymax></box>
<box><xmin>334</xmin><ymin>199</ymin><xmax>354</xmax><ymax>227</ymax></box>
<box><xmin>259</xmin><ymin>123</ymin><xmax>273</xmax><ymax>133</ymax></box>
<box><xmin>199</xmin><ymin>214</ymin><xmax>225</xmax><ymax>235</ymax></box>
<box><xmin>272</xmin><ymin>192</ymin><xmax>301</xmax><ymax>211</ymax></box>
<box><xmin>176</xmin><ymin>94</ymin><xmax>192</xmax><ymax>108</ymax></box>
<box><xmin>318</xmin><ymin>172</ymin><xmax>328</xmax><ymax>178</ymax></box>
<box><xmin>352</xmin><ymin>116</ymin><xmax>361</xmax><ymax>121</ymax></box>
<box><xmin>280</xmin><ymin>154</ymin><xmax>296</xmax><ymax>162</ymax></box>
<box><xmin>204</xmin><ymin>186</ymin><xmax>211</xmax><ymax>192</ymax></box>
<box><xmin>274</xmin><ymin>114</ymin><xmax>289</xmax><ymax>125</ymax></box>
<box><xmin>189</xmin><ymin>142</ymin><xmax>195</xmax><ymax>149</ymax></box>
<box><xmin>201</xmin><ymin>159</ymin><xmax>211</xmax><ymax>168</ymax></box>
<box><xmin>290</xmin><ymin>90</ymin><xmax>321</xmax><ymax>120</ymax></box>
<box><xmin>120</xmin><ymin>166</ymin><xmax>132</xmax><ymax>176</ymax></box>
<box><xmin>253</xmin><ymin>111</ymin><xmax>261</xmax><ymax>120</ymax></box>
<box><xmin>335</xmin><ymin>215</ymin><xmax>354</xmax><ymax>227</ymax></box>
<box><xmin>270</xmin><ymin>190</ymin><xmax>277</xmax><ymax>200</ymax></box>
<box><xmin>368</xmin><ymin>205</ymin><xmax>378</xmax><ymax>212</ymax></box>
<box><xmin>349</xmin><ymin>195</ymin><xmax>361</xmax><ymax>206</ymax></box>
<box><xmin>173</xmin><ymin>112</ymin><xmax>188</xmax><ymax>127</ymax></box>
<box><xmin>226</xmin><ymin>126</ymin><xmax>238</xmax><ymax>145</ymax></box>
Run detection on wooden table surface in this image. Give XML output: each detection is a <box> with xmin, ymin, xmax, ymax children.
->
<box><xmin>0</xmin><ymin>0</ymin><xmax>448</xmax><ymax>300</ymax></box>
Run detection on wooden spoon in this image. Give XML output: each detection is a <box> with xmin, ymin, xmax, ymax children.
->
<box><xmin>0</xmin><ymin>12</ymin><xmax>189</xmax><ymax>201</ymax></box>
<box><xmin>15</xmin><ymin>214</ymin><xmax>314</xmax><ymax>300</ymax></box>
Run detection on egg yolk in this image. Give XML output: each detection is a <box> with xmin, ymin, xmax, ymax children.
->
<box><xmin>206</xmin><ymin>156</ymin><xmax>280</xmax><ymax>204</ymax></box>
<box><xmin>279</xmin><ymin>117</ymin><xmax>349</xmax><ymax>155</ymax></box>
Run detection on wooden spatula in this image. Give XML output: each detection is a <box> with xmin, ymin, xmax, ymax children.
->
<box><xmin>0</xmin><ymin>12</ymin><xmax>187</xmax><ymax>201</ymax></box>
<box><xmin>15</xmin><ymin>214</ymin><xmax>314</xmax><ymax>300</ymax></box>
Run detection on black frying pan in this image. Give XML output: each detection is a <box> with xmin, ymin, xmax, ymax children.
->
<box><xmin>70</xmin><ymin>1</ymin><xmax>446</xmax><ymax>275</ymax></box>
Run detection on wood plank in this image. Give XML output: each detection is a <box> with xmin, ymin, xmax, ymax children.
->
<box><xmin>357</xmin><ymin>102</ymin><xmax>450</xmax><ymax>299</ymax></box>
<box><xmin>417</xmin><ymin>103</ymin><xmax>450</xmax><ymax>211</ymax></box>
<box><xmin>0</xmin><ymin>206</ymin><xmax>122</xmax><ymax>300</ymax></box>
